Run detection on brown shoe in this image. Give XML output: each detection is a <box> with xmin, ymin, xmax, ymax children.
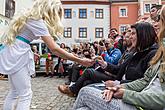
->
<box><xmin>58</xmin><ymin>85</ymin><xmax>75</xmax><ymax>97</ymax></box>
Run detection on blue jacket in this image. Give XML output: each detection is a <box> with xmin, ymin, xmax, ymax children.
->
<box><xmin>101</xmin><ymin>48</ymin><xmax>121</xmax><ymax>65</ymax></box>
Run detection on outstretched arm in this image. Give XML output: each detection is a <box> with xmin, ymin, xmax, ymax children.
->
<box><xmin>42</xmin><ymin>36</ymin><xmax>94</xmax><ymax>67</ymax></box>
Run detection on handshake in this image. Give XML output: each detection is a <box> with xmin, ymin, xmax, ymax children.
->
<box><xmin>93</xmin><ymin>56</ymin><xmax>103</xmax><ymax>61</ymax></box>
<box><xmin>92</xmin><ymin>56</ymin><xmax>107</xmax><ymax>69</ymax></box>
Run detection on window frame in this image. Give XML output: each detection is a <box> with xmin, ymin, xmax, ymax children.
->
<box><xmin>144</xmin><ymin>3</ymin><xmax>157</xmax><ymax>13</ymax></box>
<box><xmin>79</xmin><ymin>27</ymin><xmax>87</xmax><ymax>38</ymax></box>
<box><xmin>64</xmin><ymin>27</ymin><xmax>72</xmax><ymax>38</ymax></box>
<box><xmin>5</xmin><ymin>0</ymin><xmax>15</xmax><ymax>18</ymax></box>
<box><xmin>64</xmin><ymin>9</ymin><xmax>72</xmax><ymax>19</ymax></box>
<box><xmin>79</xmin><ymin>8</ymin><xmax>87</xmax><ymax>19</ymax></box>
<box><xmin>95</xmin><ymin>9</ymin><xmax>104</xmax><ymax>19</ymax></box>
<box><xmin>95</xmin><ymin>28</ymin><xmax>104</xmax><ymax>38</ymax></box>
<box><xmin>119</xmin><ymin>25</ymin><xmax>127</xmax><ymax>34</ymax></box>
<box><xmin>119</xmin><ymin>7</ymin><xmax>128</xmax><ymax>17</ymax></box>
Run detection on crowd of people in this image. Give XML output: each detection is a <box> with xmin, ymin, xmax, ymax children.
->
<box><xmin>58</xmin><ymin>4</ymin><xmax>165</xmax><ymax>110</ymax></box>
<box><xmin>0</xmin><ymin>0</ymin><xmax>165</xmax><ymax>109</ymax></box>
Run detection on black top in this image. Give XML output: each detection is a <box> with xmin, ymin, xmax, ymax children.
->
<box><xmin>104</xmin><ymin>43</ymin><xmax>158</xmax><ymax>83</ymax></box>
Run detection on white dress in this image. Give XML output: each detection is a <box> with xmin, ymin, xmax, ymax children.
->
<box><xmin>0</xmin><ymin>19</ymin><xmax>50</xmax><ymax>75</ymax></box>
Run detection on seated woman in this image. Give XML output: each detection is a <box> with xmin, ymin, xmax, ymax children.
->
<box><xmin>73</xmin><ymin>6</ymin><xmax>165</xmax><ymax>110</ymax></box>
<box><xmin>58</xmin><ymin>22</ymin><xmax>158</xmax><ymax>97</ymax></box>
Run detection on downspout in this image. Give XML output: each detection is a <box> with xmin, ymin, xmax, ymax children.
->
<box><xmin>109</xmin><ymin>0</ymin><xmax>112</xmax><ymax>31</ymax></box>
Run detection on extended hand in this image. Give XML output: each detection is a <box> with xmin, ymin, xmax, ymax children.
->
<box><xmin>93</xmin><ymin>56</ymin><xmax>107</xmax><ymax>68</ymax></box>
<box><xmin>80</xmin><ymin>58</ymin><xmax>95</xmax><ymax>67</ymax></box>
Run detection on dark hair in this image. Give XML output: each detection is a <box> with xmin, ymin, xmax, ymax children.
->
<box><xmin>60</xmin><ymin>43</ymin><xmax>65</xmax><ymax>48</ymax></box>
<box><xmin>151</xmin><ymin>5</ymin><xmax>162</xmax><ymax>10</ymax></box>
<box><xmin>72</xmin><ymin>48</ymin><xmax>78</xmax><ymax>53</ymax></box>
<box><xmin>83</xmin><ymin>49</ymin><xmax>91</xmax><ymax>59</ymax></box>
<box><xmin>110</xmin><ymin>28</ymin><xmax>118</xmax><ymax>32</ymax></box>
<box><xmin>99</xmin><ymin>40</ymin><xmax>104</xmax><ymax>46</ymax></box>
<box><xmin>131</xmin><ymin>22</ymin><xmax>156</xmax><ymax>51</ymax></box>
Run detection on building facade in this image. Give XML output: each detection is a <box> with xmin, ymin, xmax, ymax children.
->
<box><xmin>0</xmin><ymin>0</ymin><xmax>165</xmax><ymax>46</ymax></box>
<box><xmin>61</xmin><ymin>0</ymin><xmax>110</xmax><ymax>46</ymax></box>
<box><xmin>138</xmin><ymin>0</ymin><xmax>161</xmax><ymax>21</ymax></box>
<box><xmin>0</xmin><ymin>0</ymin><xmax>33</xmax><ymax>38</ymax></box>
<box><xmin>110</xmin><ymin>0</ymin><xmax>164</xmax><ymax>34</ymax></box>
<box><xmin>111</xmin><ymin>0</ymin><xmax>138</xmax><ymax>34</ymax></box>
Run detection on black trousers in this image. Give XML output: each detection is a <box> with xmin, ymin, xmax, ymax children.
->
<box><xmin>69</xmin><ymin>68</ymin><xmax>115</xmax><ymax>94</ymax></box>
<box><xmin>71</xmin><ymin>64</ymin><xmax>81</xmax><ymax>82</ymax></box>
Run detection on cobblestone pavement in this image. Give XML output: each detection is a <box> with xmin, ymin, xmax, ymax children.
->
<box><xmin>0</xmin><ymin>77</ymin><xmax>75</xmax><ymax>110</ymax></box>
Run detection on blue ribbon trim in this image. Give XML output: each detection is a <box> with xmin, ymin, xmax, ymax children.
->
<box><xmin>0</xmin><ymin>44</ymin><xmax>5</xmax><ymax>51</ymax></box>
<box><xmin>16</xmin><ymin>36</ymin><xmax>30</xmax><ymax>44</ymax></box>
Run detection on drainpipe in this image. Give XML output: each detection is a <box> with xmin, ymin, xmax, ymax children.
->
<box><xmin>109</xmin><ymin>0</ymin><xmax>112</xmax><ymax>32</ymax></box>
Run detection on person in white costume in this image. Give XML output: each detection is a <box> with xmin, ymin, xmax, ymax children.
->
<box><xmin>0</xmin><ymin>0</ymin><xmax>94</xmax><ymax>110</ymax></box>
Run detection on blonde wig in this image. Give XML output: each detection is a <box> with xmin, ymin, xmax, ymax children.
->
<box><xmin>1</xmin><ymin>0</ymin><xmax>63</xmax><ymax>45</ymax></box>
<box><xmin>150</xmin><ymin>5</ymin><xmax>165</xmax><ymax>71</ymax></box>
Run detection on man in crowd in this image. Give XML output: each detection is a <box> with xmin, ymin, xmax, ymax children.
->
<box><xmin>109</xmin><ymin>28</ymin><xmax>124</xmax><ymax>53</ymax></box>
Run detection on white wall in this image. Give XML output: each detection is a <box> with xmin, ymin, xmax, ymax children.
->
<box><xmin>0</xmin><ymin>0</ymin><xmax>34</xmax><ymax>36</ymax></box>
<box><xmin>0</xmin><ymin>14</ymin><xmax>10</xmax><ymax>36</ymax></box>
<box><xmin>0</xmin><ymin>0</ymin><xmax>5</xmax><ymax>15</ymax></box>
<box><xmin>0</xmin><ymin>1</ymin><xmax>110</xmax><ymax>46</ymax></box>
<box><xmin>0</xmin><ymin>0</ymin><xmax>34</xmax><ymax>16</ymax></box>
<box><xmin>139</xmin><ymin>0</ymin><xmax>161</xmax><ymax>16</ymax></box>
<box><xmin>14</xmin><ymin>0</ymin><xmax>34</xmax><ymax>14</ymax></box>
<box><xmin>62</xmin><ymin>4</ymin><xmax>110</xmax><ymax>46</ymax></box>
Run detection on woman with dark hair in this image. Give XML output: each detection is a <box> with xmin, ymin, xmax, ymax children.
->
<box><xmin>58</xmin><ymin>22</ymin><xmax>158</xmax><ymax>96</ymax></box>
<box><xmin>131</xmin><ymin>22</ymin><xmax>156</xmax><ymax>50</ymax></box>
<box><xmin>55</xmin><ymin>43</ymin><xmax>67</xmax><ymax>77</ymax></box>
<box><xmin>73</xmin><ymin>6</ymin><xmax>165</xmax><ymax>110</ymax></box>
<box><xmin>104</xmin><ymin>22</ymin><xmax>158</xmax><ymax>87</ymax></box>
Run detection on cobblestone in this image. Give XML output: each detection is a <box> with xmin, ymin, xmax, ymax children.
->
<box><xmin>0</xmin><ymin>77</ymin><xmax>75</xmax><ymax>110</ymax></box>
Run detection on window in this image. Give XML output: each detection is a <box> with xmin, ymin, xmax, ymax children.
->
<box><xmin>79</xmin><ymin>9</ymin><xmax>87</xmax><ymax>18</ymax></box>
<box><xmin>64</xmin><ymin>9</ymin><xmax>72</xmax><ymax>18</ymax></box>
<box><xmin>152</xmin><ymin>4</ymin><xmax>156</xmax><ymax>7</ymax></box>
<box><xmin>5</xmin><ymin>0</ymin><xmax>15</xmax><ymax>18</ymax></box>
<box><xmin>120</xmin><ymin>25</ymin><xmax>127</xmax><ymax>34</ymax></box>
<box><xmin>95</xmin><ymin>28</ymin><xmax>103</xmax><ymax>38</ymax></box>
<box><xmin>119</xmin><ymin>7</ymin><xmax>127</xmax><ymax>17</ymax></box>
<box><xmin>79</xmin><ymin>28</ymin><xmax>87</xmax><ymax>38</ymax></box>
<box><xmin>95</xmin><ymin>9</ymin><xmax>103</xmax><ymax>19</ymax></box>
<box><xmin>144</xmin><ymin>4</ymin><xmax>157</xmax><ymax>13</ymax></box>
<box><xmin>145</xmin><ymin>4</ymin><xmax>150</xmax><ymax>13</ymax></box>
<box><xmin>64</xmin><ymin>27</ymin><xmax>72</xmax><ymax>38</ymax></box>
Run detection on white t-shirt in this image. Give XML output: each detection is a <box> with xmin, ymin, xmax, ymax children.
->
<box><xmin>18</xmin><ymin>19</ymin><xmax>51</xmax><ymax>41</ymax></box>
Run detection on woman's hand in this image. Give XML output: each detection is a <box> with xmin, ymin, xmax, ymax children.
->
<box><xmin>93</xmin><ymin>56</ymin><xmax>107</xmax><ymax>69</ymax></box>
<box><xmin>113</xmin><ymin>88</ymin><xmax>125</xmax><ymax>99</ymax></box>
<box><xmin>103</xmin><ymin>86</ymin><xmax>124</xmax><ymax>101</ymax></box>
<box><xmin>79</xmin><ymin>58</ymin><xmax>95</xmax><ymax>67</ymax></box>
<box><xmin>102</xmin><ymin>89</ymin><xmax>114</xmax><ymax>102</ymax></box>
<box><xmin>105</xmin><ymin>80</ymin><xmax>114</xmax><ymax>87</ymax></box>
<box><xmin>102</xmin><ymin>86</ymin><xmax>119</xmax><ymax>102</ymax></box>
